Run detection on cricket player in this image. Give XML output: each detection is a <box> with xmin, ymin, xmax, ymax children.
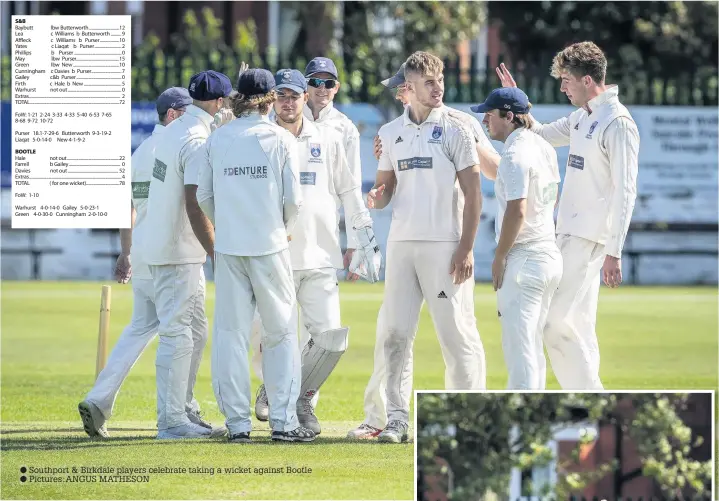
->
<box><xmin>196</xmin><ymin>68</ymin><xmax>314</xmax><ymax>443</ymax></box>
<box><xmin>302</xmin><ymin>56</ymin><xmax>363</xmax><ymax>273</ymax></box>
<box><xmin>253</xmin><ymin>56</ymin><xmax>367</xmax><ymax>421</ymax></box>
<box><xmin>78</xmin><ymin>88</ymin><xmax>228</xmax><ymax>438</ymax></box>
<box><xmin>144</xmin><ymin>70</ymin><xmax>232</xmax><ymax>439</ymax></box>
<box><xmin>348</xmin><ymin>62</ymin><xmax>498</xmax><ymax>440</ymax></box>
<box><xmin>496</xmin><ymin>41</ymin><xmax>640</xmax><ymax>389</ymax></box>
<box><xmin>369</xmin><ymin>51</ymin><xmax>486</xmax><ymax>444</ymax></box>
<box><xmin>471</xmin><ymin>87</ymin><xmax>563</xmax><ymax>390</ymax></box>
<box><xmin>248</xmin><ymin>69</ymin><xmax>381</xmax><ymax>435</ymax></box>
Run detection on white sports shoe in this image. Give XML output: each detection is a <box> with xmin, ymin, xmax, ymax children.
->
<box><xmin>346</xmin><ymin>423</ymin><xmax>383</xmax><ymax>440</ymax></box>
<box><xmin>78</xmin><ymin>400</ymin><xmax>109</xmax><ymax>438</ymax></box>
<box><xmin>156</xmin><ymin>422</ymin><xmax>212</xmax><ymax>440</ymax></box>
<box><xmin>186</xmin><ymin>409</ymin><xmax>227</xmax><ymax>438</ymax></box>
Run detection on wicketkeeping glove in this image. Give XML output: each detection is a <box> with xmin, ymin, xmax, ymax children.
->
<box><xmin>349</xmin><ymin>226</ymin><xmax>382</xmax><ymax>283</ymax></box>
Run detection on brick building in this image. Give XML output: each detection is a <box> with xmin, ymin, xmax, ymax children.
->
<box><xmin>421</xmin><ymin>393</ymin><xmax>713</xmax><ymax>501</ymax></box>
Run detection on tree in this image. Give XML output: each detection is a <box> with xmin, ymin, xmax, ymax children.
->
<box><xmin>487</xmin><ymin>1</ymin><xmax>718</xmax><ymax>105</ymax></box>
<box><xmin>417</xmin><ymin>393</ymin><xmax>712</xmax><ymax>501</ymax></box>
<box><xmin>283</xmin><ymin>1</ymin><xmax>487</xmax><ymax>108</ymax></box>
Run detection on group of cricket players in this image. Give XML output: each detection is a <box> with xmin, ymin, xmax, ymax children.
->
<box><xmin>77</xmin><ymin>40</ymin><xmax>639</xmax><ymax>445</ymax></box>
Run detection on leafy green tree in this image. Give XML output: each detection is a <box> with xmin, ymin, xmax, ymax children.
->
<box><xmin>284</xmin><ymin>1</ymin><xmax>487</xmax><ymax>107</ymax></box>
<box><xmin>417</xmin><ymin>393</ymin><xmax>712</xmax><ymax>501</ymax></box>
<box><xmin>487</xmin><ymin>1</ymin><xmax>718</xmax><ymax>105</ymax></box>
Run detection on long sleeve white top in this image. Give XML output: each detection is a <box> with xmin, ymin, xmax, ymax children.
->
<box><xmin>286</xmin><ymin>118</ymin><xmax>372</xmax><ymax>270</ymax></box>
<box><xmin>529</xmin><ymin>86</ymin><xmax>640</xmax><ymax>257</ymax></box>
<box><xmin>195</xmin><ymin>112</ymin><xmax>302</xmax><ymax>256</ymax></box>
<box><xmin>303</xmin><ymin>102</ymin><xmax>363</xmax><ymax>249</ymax></box>
<box><xmin>143</xmin><ymin>105</ymin><xmax>212</xmax><ymax>265</ymax></box>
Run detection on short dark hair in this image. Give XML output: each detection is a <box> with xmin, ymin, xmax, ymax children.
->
<box><xmin>499</xmin><ymin>103</ymin><xmax>534</xmax><ymax>129</ymax></box>
<box><xmin>551</xmin><ymin>41</ymin><xmax>607</xmax><ymax>84</ymax></box>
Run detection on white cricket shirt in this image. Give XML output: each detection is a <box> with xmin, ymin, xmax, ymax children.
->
<box><xmin>144</xmin><ymin>105</ymin><xmax>212</xmax><ymax>265</ymax></box>
<box><xmin>196</xmin><ymin>112</ymin><xmax>302</xmax><ymax>257</ymax></box>
<box><xmin>377</xmin><ymin>106</ymin><xmax>480</xmax><ymax>242</ymax></box>
<box><xmin>284</xmin><ymin>118</ymin><xmax>372</xmax><ymax>271</ymax></box>
<box><xmin>129</xmin><ymin>123</ymin><xmax>164</xmax><ymax>279</ymax></box>
<box><xmin>495</xmin><ymin>128</ymin><xmax>561</xmax><ymax>245</ymax></box>
<box><xmin>303</xmin><ymin>102</ymin><xmax>363</xmax><ymax>247</ymax></box>
<box><xmin>529</xmin><ymin>86</ymin><xmax>639</xmax><ymax>257</ymax></box>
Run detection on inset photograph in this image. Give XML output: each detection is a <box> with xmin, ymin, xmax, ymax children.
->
<box><xmin>416</xmin><ymin>392</ymin><xmax>713</xmax><ymax>501</ymax></box>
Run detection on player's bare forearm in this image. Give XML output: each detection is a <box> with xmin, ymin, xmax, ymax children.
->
<box><xmin>495</xmin><ymin>199</ymin><xmax>526</xmax><ymax>257</ymax></box>
<box><xmin>477</xmin><ymin>145</ymin><xmax>500</xmax><ymax>181</ymax></box>
<box><xmin>372</xmin><ymin>170</ymin><xmax>396</xmax><ymax>210</ymax></box>
<box><xmin>185</xmin><ymin>185</ymin><xmax>215</xmax><ymax>256</ymax></box>
<box><xmin>119</xmin><ymin>206</ymin><xmax>135</xmax><ymax>256</ymax></box>
<box><xmin>457</xmin><ymin>166</ymin><xmax>482</xmax><ymax>252</ymax></box>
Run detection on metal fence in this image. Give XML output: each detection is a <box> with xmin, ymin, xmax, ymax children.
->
<box><xmin>2</xmin><ymin>50</ymin><xmax>717</xmax><ymax>106</ymax></box>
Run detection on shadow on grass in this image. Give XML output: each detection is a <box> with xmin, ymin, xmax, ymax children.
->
<box><xmin>1</xmin><ymin>433</ymin><xmax>409</xmax><ymax>451</ymax></box>
<box><xmin>1</xmin><ymin>428</ymin><xmax>155</xmax><ymax>435</ymax></box>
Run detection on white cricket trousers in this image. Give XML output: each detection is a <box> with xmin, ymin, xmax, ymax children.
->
<box><xmin>496</xmin><ymin>241</ymin><xmax>563</xmax><ymax>390</ymax></box>
<box><xmin>150</xmin><ymin>263</ymin><xmax>208</xmax><ymax>430</ymax></box>
<box><xmin>384</xmin><ymin>241</ymin><xmax>486</xmax><ymax>424</ymax></box>
<box><xmin>86</xmin><ymin>275</ymin><xmax>208</xmax><ymax>421</ymax></box>
<box><xmin>543</xmin><ymin>234</ymin><xmax>606</xmax><ymax>390</ymax></box>
<box><xmin>212</xmin><ymin>250</ymin><xmax>300</xmax><ymax>434</ymax></box>
<box><xmin>250</xmin><ymin>267</ymin><xmax>340</xmax><ymax>405</ymax></box>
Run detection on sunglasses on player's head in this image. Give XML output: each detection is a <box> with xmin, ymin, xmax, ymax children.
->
<box><xmin>307</xmin><ymin>77</ymin><xmax>337</xmax><ymax>89</ymax></box>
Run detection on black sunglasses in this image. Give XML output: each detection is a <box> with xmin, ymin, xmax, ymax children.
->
<box><xmin>307</xmin><ymin>78</ymin><xmax>337</xmax><ymax>89</ymax></box>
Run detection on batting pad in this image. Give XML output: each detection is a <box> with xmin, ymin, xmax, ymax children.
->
<box><xmin>300</xmin><ymin>327</ymin><xmax>349</xmax><ymax>400</ymax></box>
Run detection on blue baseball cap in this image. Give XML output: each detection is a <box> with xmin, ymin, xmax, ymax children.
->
<box><xmin>237</xmin><ymin>68</ymin><xmax>276</xmax><ymax>97</ymax></box>
<box><xmin>381</xmin><ymin>63</ymin><xmax>406</xmax><ymax>89</ymax></box>
<box><xmin>470</xmin><ymin>87</ymin><xmax>531</xmax><ymax>114</ymax></box>
<box><xmin>304</xmin><ymin>57</ymin><xmax>339</xmax><ymax>79</ymax></box>
<box><xmin>275</xmin><ymin>69</ymin><xmax>307</xmax><ymax>94</ymax></box>
<box><xmin>156</xmin><ymin>87</ymin><xmax>192</xmax><ymax>115</ymax></box>
<box><xmin>188</xmin><ymin>70</ymin><xmax>233</xmax><ymax>101</ymax></box>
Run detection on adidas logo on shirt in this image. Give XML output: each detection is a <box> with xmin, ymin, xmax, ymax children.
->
<box><xmin>395</xmin><ymin>136</ymin><xmax>403</xmax><ymax>144</ymax></box>
<box><xmin>437</xmin><ymin>291</ymin><xmax>447</xmax><ymax>299</ymax></box>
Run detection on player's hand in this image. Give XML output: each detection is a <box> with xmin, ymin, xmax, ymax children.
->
<box><xmin>602</xmin><ymin>255</ymin><xmax>622</xmax><ymax>288</ymax></box>
<box><xmin>238</xmin><ymin>61</ymin><xmax>249</xmax><ymax>78</ymax></box>
<box><xmin>114</xmin><ymin>253</ymin><xmax>131</xmax><ymax>284</ymax></box>
<box><xmin>367</xmin><ymin>184</ymin><xmax>385</xmax><ymax>209</ymax></box>
<box><xmin>492</xmin><ymin>253</ymin><xmax>507</xmax><ymax>291</ymax></box>
<box><xmin>373</xmin><ymin>135</ymin><xmax>383</xmax><ymax>160</ymax></box>
<box><xmin>344</xmin><ymin>248</ymin><xmax>359</xmax><ymax>281</ymax></box>
<box><xmin>496</xmin><ymin>63</ymin><xmax>517</xmax><ymax>88</ymax></box>
<box><xmin>450</xmin><ymin>246</ymin><xmax>474</xmax><ymax>285</ymax></box>
<box><xmin>213</xmin><ymin>108</ymin><xmax>235</xmax><ymax>130</ymax></box>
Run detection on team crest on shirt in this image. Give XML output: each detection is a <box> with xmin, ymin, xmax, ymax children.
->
<box><xmin>586</xmin><ymin>120</ymin><xmax>599</xmax><ymax>139</ymax></box>
<box><xmin>309</xmin><ymin>143</ymin><xmax>323</xmax><ymax>163</ymax></box>
<box><xmin>431</xmin><ymin>126</ymin><xmax>443</xmax><ymax>139</ymax></box>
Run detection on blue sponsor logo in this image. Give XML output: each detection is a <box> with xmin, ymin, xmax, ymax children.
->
<box><xmin>398</xmin><ymin>157</ymin><xmax>433</xmax><ymax>172</ymax></box>
<box><xmin>586</xmin><ymin>120</ymin><xmax>599</xmax><ymax>139</ymax></box>
<box><xmin>567</xmin><ymin>154</ymin><xmax>585</xmax><ymax>170</ymax></box>
<box><xmin>300</xmin><ymin>172</ymin><xmax>316</xmax><ymax>185</ymax></box>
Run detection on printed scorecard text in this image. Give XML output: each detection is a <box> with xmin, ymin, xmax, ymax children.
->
<box><xmin>11</xmin><ymin>15</ymin><xmax>132</xmax><ymax>229</ymax></box>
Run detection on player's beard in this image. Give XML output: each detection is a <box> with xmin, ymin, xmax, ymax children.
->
<box><xmin>278</xmin><ymin>111</ymin><xmax>301</xmax><ymax>124</ymax></box>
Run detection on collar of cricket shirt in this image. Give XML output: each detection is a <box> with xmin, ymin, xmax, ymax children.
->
<box><xmin>503</xmin><ymin>127</ymin><xmax>527</xmax><ymax>152</ymax></box>
<box><xmin>402</xmin><ymin>105</ymin><xmax>444</xmax><ymax>128</ymax></box>
<box><xmin>303</xmin><ymin>101</ymin><xmax>335</xmax><ymax>123</ymax></box>
<box><xmin>298</xmin><ymin>118</ymin><xmax>318</xmax><ymax>139</ymax></box>
<box><xmin>184</xmin><ymin>104</ymin><xmax>215</xmax><ymax>133</ymax></box>
<box><xmin>585</xmin><ymin>85</ymin><xmax>619</xmax><ymax>114</ymax></box>
<box><xmin>152</xmin><ymin>124</ymin><xmax>164</xmax><ymax>135</ymax></box>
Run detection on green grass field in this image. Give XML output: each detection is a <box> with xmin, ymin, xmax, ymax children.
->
<box><xmin>1</xmin><ymin>280</ymin><xmax>717</xmax><ymax>500</ymax></box>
